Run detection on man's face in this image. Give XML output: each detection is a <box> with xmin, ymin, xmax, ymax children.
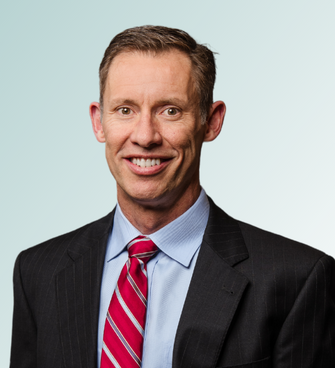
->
<box><xmin>93</xmin><ymin>50</ymin><xmax>212</xmax><ymax>208</ymax></box>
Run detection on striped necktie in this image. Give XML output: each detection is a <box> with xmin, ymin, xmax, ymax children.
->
<box><xmin>101</xmin><ymin>236</ymin><xmax>158</xmax><ymax>368</ymax></box>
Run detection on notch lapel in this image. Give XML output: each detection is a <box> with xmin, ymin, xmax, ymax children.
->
<box><xmin>173</xmin><ymin>198</ymin><xmax>249</xmax><ymax>368</ymax></box>
<box><xmin>55</xmin><ymin>211</ymin><xmax>115</xmax><ymax>368</ymax></box>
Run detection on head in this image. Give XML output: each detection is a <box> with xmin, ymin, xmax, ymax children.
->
<box><xmin>99</xmin><ymin>25</ymin><xmax>216</xmax><ymax>124</ymax></box>
<box><xmin>90</xmin><ymin>26</ymin><xmax>226</xmax><ymax>229</ymax></box>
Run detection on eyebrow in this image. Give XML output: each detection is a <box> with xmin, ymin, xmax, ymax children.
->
<box><xmin>154</xmin><ymin>98</ymin><xmax>187</xmax><ymax>107</ymax></box>
<box><xmin>109</xmin><ymin>99</ymin><xmax>136</xmax><ymax>106</ymax></box>
<box><xmin>109</xmin><ymin>98</ymin><xmax>189</xmax><ymax>108</ymax></box>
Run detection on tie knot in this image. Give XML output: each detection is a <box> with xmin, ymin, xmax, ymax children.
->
<box><xmin>127</xmin><ymin>236</ymin><xmax>158</xmax><ymax>264</ymax></box>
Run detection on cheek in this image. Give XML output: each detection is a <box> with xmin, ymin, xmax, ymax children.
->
<box><xmin>168</xmin><ymin>135</ymin><xmax>202</xmax><ymax>169</ymax></box>
<box><xmin>179</xmin><ymin>128</ymin><xmax>204</xmax><ymax>154</ymax></box>
<box><xmin>104</xmin><ymin>126</ymin><xmax>128</xmax><ymax>153</ymax></box>
<box><xmin>182</xmin><ymin>133</ymin><xmax>205</xmax><ymax>167</ymax></box>
<box><xmin>165</xmin><ymin>125</ymin><xmax>195</xmax><ymax>148</ymax></box>
<box><xmin>103</xmin><ymin>134</ymin><xmax>124</xmax><ymax>175</ymax></box>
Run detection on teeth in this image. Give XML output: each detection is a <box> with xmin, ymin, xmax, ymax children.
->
<box><xmin>131</xmin><ymin>158</ymin><xmax>161</xmax><ymax>167</ymax></box>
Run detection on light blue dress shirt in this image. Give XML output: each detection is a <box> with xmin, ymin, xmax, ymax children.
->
<box><xmin>97</xmin><ymin>189</ymin><xmax>210</xmax><ymax>368</ymax></box>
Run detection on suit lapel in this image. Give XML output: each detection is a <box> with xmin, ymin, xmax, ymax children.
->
<box><xmin>173</xmin><ymin>198</ymin><xmax>249</xmax><ymax>368</ymax></box>
<box><xmin>55</xmin><ymin>211</ymin><xmax>115</xmax><ymax>368</ymax></box>
<box><xmin>54</xmin><ymin>199</ymin><xmax>248</xmax><ymax>367</ymax></box>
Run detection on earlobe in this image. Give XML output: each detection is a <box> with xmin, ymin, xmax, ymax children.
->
<box><xmin>89</xmin><ymin>102</ymin><xmax>105</xmax><ymax>143</ymax></box>
<box><xmin>204</xmin><ymin>101</ymin><xmax>226</xmax><ymax>142</ymax></box>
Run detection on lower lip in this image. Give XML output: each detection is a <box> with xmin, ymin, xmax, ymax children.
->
<box><xmin>124</xmin><ymin>159</ymin><xmax>171</xmax><ymax>175</ymax></box>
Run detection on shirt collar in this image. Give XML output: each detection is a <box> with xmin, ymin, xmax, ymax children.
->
<box><xmin>107</xmin><ymin>189</ymin><xmax>209</xmax><ymax>268</ymax></box>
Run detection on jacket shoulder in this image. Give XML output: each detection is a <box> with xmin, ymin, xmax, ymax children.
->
<box><xmin>16</xmin><ymin>211</ymin><xmax>114</xmax><ymax>279</ymax></box>
<box><xmin>206</xmin><ymin>196</ymin><xmax>329</xmax><ymax>269</ymax></box>
<box><xmin>237</xmin><ymin>220</ymin><xmax>327</xmax><ymax>265</ymax></box>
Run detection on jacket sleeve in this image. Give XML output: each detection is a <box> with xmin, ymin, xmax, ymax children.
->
<box><xmin>10</xmin><ymin>252</ymin><xmax>37</xmax><ymax>368</ymax></box>
<box><xmin>273</xmin><ymin>254</ymin><xmax>335</xmax><ymax>367</ymax></box>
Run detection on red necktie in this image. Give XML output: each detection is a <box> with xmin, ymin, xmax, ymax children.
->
<box><xmin>101</xmin><ymin>236</ymin><xmax>158</xmax><ymax>368</ymax></box>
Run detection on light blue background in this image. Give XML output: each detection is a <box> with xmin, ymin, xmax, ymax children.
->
<box><xmin>1</xmin><ymin>0</ymin><xmax>334</xmax><ymax>365</ymax></box>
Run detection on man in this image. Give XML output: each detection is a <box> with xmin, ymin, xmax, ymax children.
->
<box><xmin>10</xmin><ymin>26</ymin><xmax>335</xmax><ymax>368</ymax></box>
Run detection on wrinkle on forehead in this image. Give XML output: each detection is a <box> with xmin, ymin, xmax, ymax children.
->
<box><xmin>104</xmin><ymin>50</ymin><xmax>199</xmax><ymax>110</ymax></box>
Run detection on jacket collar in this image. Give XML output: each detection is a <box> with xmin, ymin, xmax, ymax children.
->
<box><xmin>56</xmin><ymin>197</ymin><xmax>250</xmax><ymax>368</ymax></box>
<box><xmin>204</xmin><ymin>196</ymin><xmax>249</xmax><ymax>267</ymax></box>
<box><xmin>173</xmin><ymin>197</ymin><xmax>250</xmax><ymax>368</ymax></box>
<box><xmin>56</xmin><ymin>210</ymin><xmax>115</xmax><ymax>368</ymax></box>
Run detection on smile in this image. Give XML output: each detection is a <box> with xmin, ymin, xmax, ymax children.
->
<box><xmin>131</xmin><ymin>158</ymin><xmax>162</xmax><ymax>168</ymax></box>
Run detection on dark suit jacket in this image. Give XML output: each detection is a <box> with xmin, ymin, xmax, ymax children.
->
<box><xmin>10</xmin><ymin>198</ymin><xmax>335</xmax><ymax>368</ymax></box>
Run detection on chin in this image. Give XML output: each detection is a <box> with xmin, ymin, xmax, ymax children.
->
<box><xmin>121</xmin><ymin>184</ymin><xmax>173</xmax><ymax>206</ymax></box>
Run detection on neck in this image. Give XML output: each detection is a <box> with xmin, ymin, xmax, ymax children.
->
<box><xmin>117</xmin><ymin>184</ymin><xmax>202</xmax><ymax>235</ymax></box>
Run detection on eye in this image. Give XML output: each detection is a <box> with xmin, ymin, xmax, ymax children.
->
<box><xmin>165</xmin><ymin>107</ymin><xmax>179</xmax><ymax>116</ymax></box>
<box><xmin>118</xmin><ymin>107</ymin><xmax>132</xmax><ymax>115</ymax></box>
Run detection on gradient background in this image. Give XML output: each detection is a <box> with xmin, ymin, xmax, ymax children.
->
<box><xmin>1</xmin><ymin>0</ymin><xmax>334</xmax><ymax>365</ymax></box>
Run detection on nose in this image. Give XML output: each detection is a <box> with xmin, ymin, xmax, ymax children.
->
<box><xmin>130</xmin><ymin>113</ymin><xmax>162</xmax><ymax>148</ymax></box>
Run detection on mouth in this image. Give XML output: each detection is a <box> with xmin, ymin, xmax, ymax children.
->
<box><xmin>129</xmin><ymin>158</ymin><xmax>165</xmax><ymax>168</ymax></box>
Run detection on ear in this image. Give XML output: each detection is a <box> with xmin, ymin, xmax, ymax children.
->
<box><xmin>89</xmin><ymin>102</ymin><xmax>105</xmax><ymax>143</ymax></box>
<box><xmin>203</xmin><ymin>101</ymin><xmax>226</xmax><ymax>142</ymax></box>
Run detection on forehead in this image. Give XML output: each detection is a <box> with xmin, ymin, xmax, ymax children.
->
<box><xmin>104</xmin><ymin>50</ymin><xmax>196</xmax><ymax>102</ymax></box>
